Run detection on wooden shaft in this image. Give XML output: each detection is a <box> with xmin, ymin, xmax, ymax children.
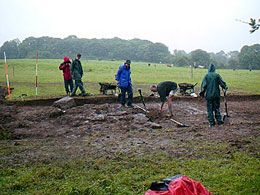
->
<box><xmin>134</xmin><ymin>104</ymin><xmax>149</xmax><ymax>113</ymax></box>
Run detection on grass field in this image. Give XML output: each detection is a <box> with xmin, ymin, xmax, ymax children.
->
<box><xmin>1</xmin><ymin>152</ymin><xmax>259</xmax><ymax>194</ymax></box>
<box><xmin>0</xmin><ymin>59</ymin><xmax>260</xmax><ymax>99</ymax></box>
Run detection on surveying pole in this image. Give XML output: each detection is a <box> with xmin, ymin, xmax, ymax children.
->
<box><xmin>4</xmin><ymin>52</ymin><xmax>11</xmax><ymax>98</ymax></box>
<box><xmin>35</xmin><ymin>51</ymin><xmax>38</xmax><ymax>96</ymax></box>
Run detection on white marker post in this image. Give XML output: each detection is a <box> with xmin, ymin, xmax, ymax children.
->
<box><xmin>35</xmin><ymin>51</ymin><xmax>38</xmax><ymax>96</ymax></box>
<box><xmin>4</xmin><ymin>52</ymin><xmax>11</xmax><ymax>99</ymax></box>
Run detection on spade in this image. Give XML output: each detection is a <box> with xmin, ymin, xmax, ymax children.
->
<box><xmin>223</xmin><ymin>89</ymin><xmax>230</xmax><ymax>124</ymax></box>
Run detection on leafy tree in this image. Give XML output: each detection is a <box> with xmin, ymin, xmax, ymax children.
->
<box><xmin>1</xmin><ymin>36</ymin><xmax>259</xmax><ymax>70</ymax></box>
<box><xmin>172</xmin><ymin>50</ymin><xmax>190</xmax><ymax>66</ymax></box>
<box><xmin>174</xmin><ymin>56</ymin><xmax>191</xmax><ymax>66</ymax></box>
<box><xmin>190</xmin><ymin>49</ymin><xmax>211</xmax><ymax>67</ymax></box>
<box><xmin>236</xmin><ymin>18</ymin><xmax>260</xmax><ymax>33</ymax></box>
<box><xmin>173</xmin><ymin>49</ymin><xmax>187</xmax><ymax>56</ymax></box>
<box><xmin>249</xmin><ymin>18</ymin><xmax>260</xmax><ymax>33</ymax></box>
<box><xmin>0</xmin><ymin>36</ymin><xmax>173</xmax><ymax>63</ymax></box>
<box><xmin>0</xmin><ymin>39</ymin><xmax>21</xmax><ymax>59</ymax></box>
<box><xmin>227</xmin><ymin>51</ymin><xmax>239</xmax><ymax>69</ymax></box>
<box><xmin>209</xmin><ymin>51</ymin><xmax>228</xmax><ymax>68</ymax></box>
<box><xmin>238</xmin><ymin>44</ymin><xmax>260</xmax><ymax>69</ymax></box>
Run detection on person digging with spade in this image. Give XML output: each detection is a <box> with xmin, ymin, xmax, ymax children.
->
<box><xmin>199</xmin><ymin>64</ymin><xmax>228</xmax><ymax>128</ymax></box>
<box><xmin>150</xmin><ymin>81</ymin><xmax>178</xmax><ymax>116</ymax></box>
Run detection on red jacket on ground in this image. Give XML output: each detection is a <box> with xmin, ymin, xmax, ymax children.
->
<box><xmin>145</xmin><ymin>176</ymin><xmax>211</xmax><ymax>195</ymax></box>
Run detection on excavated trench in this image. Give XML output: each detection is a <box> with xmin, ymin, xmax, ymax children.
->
<box><xmin>0</xmin><ymin>94</ymin><xmax>259</xmax><ymax>166</ymax></box>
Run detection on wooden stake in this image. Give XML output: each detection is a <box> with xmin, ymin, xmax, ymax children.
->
<box><xmin>35</xmin><ymin>51</ymin><xmax>38</xmax><ymax>96</ymax></box>
<box><xmin>4</xmin><ymin>52</ymin><xmax>11</xmax><ymax>99</ymax></box>
<box><xmin>170</xmin><ymin>118</ymin><xmax>189</xmax><ymax>127</ymax></box>
<box><xmin>134</xmin><ymin>104</ymin><xmax>149</xmax><ymax>113</ymax></box>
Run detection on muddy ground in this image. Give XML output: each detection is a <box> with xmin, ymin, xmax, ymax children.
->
<box><xmin>0</xmin><ymin>95</ymin><xmax>259</xmax><ymax>167</ymax></box>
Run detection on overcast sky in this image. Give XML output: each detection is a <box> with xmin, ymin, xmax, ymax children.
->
<box><xmin>0</xmin><ymin>0</ymin><xmax>259</xmax><ymax>53</ymax></box>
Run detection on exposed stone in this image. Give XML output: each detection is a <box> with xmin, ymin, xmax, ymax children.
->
<box><xmin>87</xmin><ymin>114</ymin><xmax>106</xmax><ymax>121</ymax></box>
<box><xmin>48</xmin><ymin>107</ymin><xmax>65</xmax><ymax>118</ymax></box>
<box><xmin>107</xmin><ymin>111</ymin><xmax>127</xmax><ymax>116</ymax></box>
<box><xmin>133</xmin><ymin>113</ymin><xmax>149</xmax><ymax>124</ymax></box>
<box><xmin>145</xmin><ymin>122</ymin><xmax>162</xmax><ymax>129</ymax></box>
<box><xmin>53</xmin><ymin>96</ymin><xmax>76</xmax><ymax>109</ymax></box>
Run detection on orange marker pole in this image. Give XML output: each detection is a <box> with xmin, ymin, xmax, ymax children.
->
<box><xmin>35</xmin><ymin>51</ymin><xmax>38</xmax><ymax>96</ymax></box>
<box><xmin>4</xmin><ymin>52</ymin><xmax>11</xmax><ymax>98</ymax></box>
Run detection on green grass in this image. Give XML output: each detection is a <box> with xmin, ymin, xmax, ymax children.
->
<box><xmin>0</xmin><ymin>152</ymin><xmax>259</xmax><ymax>194</ymax></box>
<box><xmin>0</xmin><ymin>59</ymin><xmax>260</xmax><ymax>99</ymax></box>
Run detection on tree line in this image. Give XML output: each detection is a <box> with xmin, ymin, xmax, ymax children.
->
<box><xmin>0</xmin><ymin>35</ymin><xmax>260</xmax><ymax>69</ymax></box>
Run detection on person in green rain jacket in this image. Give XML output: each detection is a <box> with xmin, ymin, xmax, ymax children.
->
<box><xmin>199</xmin><ymin>64</ymin><xmax>228</xmax><ymax>127</ymax></box>
<box><xmin>70</xmin><ymin>54</ymin><xmax>87</xmax><ymax>97</ymax></box>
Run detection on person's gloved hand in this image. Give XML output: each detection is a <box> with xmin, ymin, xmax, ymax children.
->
<box><xmin>199</xmin><ymin>91</ymin><xmax>205</xmax><ymax>97</ymax></box>
<box><xmin>222</xmin><ymin>87</ymin><xmax>228</xmax><ymax>94</ymax></box>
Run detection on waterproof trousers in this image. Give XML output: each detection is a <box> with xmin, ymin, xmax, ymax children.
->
<box><xmin>120</xmin><ymin>85</ymin><xmax>133</xmax><ymax>106</ymax></box>
<box><xmin>71</xmin><ymin>79</ymin><xmax>86</xmax><ymax>95</ymax></box>
<box><xmin>64</xmin><ymin>79</ymin><xmax>74</xmax><ymax>95</ymax></box>
<box><xmin>207</xmin><ymin>97</ymin><xmax>222</xmax><ymax>126</ymax></box>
